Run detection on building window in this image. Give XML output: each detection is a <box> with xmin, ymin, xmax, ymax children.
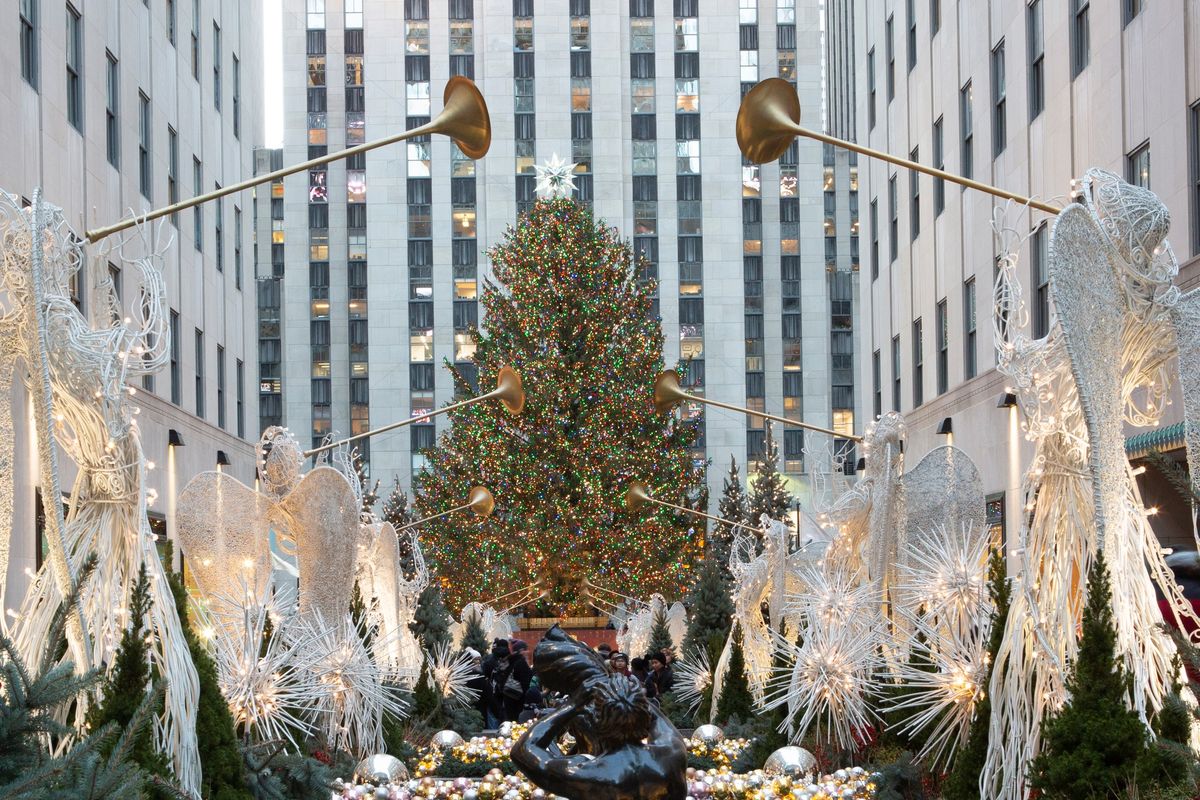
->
<box><xmin>216</xmin><ymin>345</ymin><xmax>226</xmax><ymax>429</ymax></box>
<box><xmin>194</xmin><ymin>329</ymin><xmax>205</xmax><ymax>418</ymax></box>
<box><xmin>885</xmin><ymin>15</ymin><xmax>895</xmax><ymax>102</ymax></box>
<box><xmin>235</xmin><ymin>359</ymin><xmax>245</xmax><ymax>438</ymax></box>
<box><xmin>167</xmin><ymin>0</ymin><xmax>176</xmax><ymax>45</ymax></box>
<box><xmin>1190</xmin><ymin>102</ymin><xmax>1200</xmax><ymax>255</ymax></box>
<box><xmin>1071</xmin><ymin>0</ymin><xmax>1089</xmax><ymax>78</ymax></box>
<box><xmin>193</xmin><ymin>157</ymin><xmax>203</xmax><ymax>250</ymax></box>
<box><xmin>1123</xmin><ymin>0</ymin><xmax>1141</xmax><ymax>27</ymax></box>
<box><xmin>960</xmin><ymin>81</ymin><xmax>973</xmax><ymax>180</ymax></box>
<box><xmin>964</xmin><ymin>278</ymin><xmax>977</xmax><ymax>378</ymax></box>
<box><xmin>234</xmin><ymin>206</ymin><xmax>242</xmax><ymax>289</ymax></box>
<box><xmin>991</xmin><ymin>41</ymin><xmax>1006</xmax><ymax>157</ymax></box>
<box><xmin>106</xmin><ymin>53</ymin><xmax>119</xmax><ymax>167</ymax></box>
<box><xmin>1127</xmin><ymin>141</ymin><xmax>1150</xmax><ymax>189</ymax></box>
<box><xmin>191</xmin><ymin>0</ymin><xmax>200</xmax><ymax>80</ymax></box>
<box><xmin>870</xmin><ymin>198</ymin><xmax>879</xmax><ymax>279</ymax></box>
<box><xmin>1028</xmin><ymin>0</ymin><xmax>1044</xmax><ymax>119</ymax></box>
<box><xmin>20</xmin><ymin>0</ymin><xmax>37</xmax><ymax>88</ymax></box>
<box><xmin>232</xmin><ymin>54</ymin><xmax>240</xmax><ymax>137</ymax></box>
<box><xmin>212</xmin><ymin>23</ymin><xmax>221</xmax><ymax>109</ymax></box>
<box><xmin>867</xmin><ymin>48</ymin><xmax>876</xmax><ymax>130</ymax></box>
<box><xmin>138</xmin><ymin>93</ymin><xmax>152</xmax><ymax>199</ymax></box>
<box><xmin>906</xmin><ymin>0</ymin><xmax>916</xmax><ymax>71</ymax></box>
<box><xmin>66</xmin><ymin>5</ymin><xmax>82</xmax><ymax>130</ymax></box>
<box><xmin>888</xmin><ymin>175</ymin><xmax>898</xmax><ymax>262</ymax></box>
<box><xmin>1032</xmin><ymin>223</ymin><xmax>1050</xmax><ymax>338</ymax></box>
<box><xmin>933</xmin><ymin>116</ymin><xmax>945</xmax><ymax>214</ymax></box>
<box><xmin>930</xmin><ymin>0</ymin><xmax>940</xmax><ymax>35</ymax></box>
<box><xmin>909</xmin><ymin>148</ymin><xmax>920</xmax><ymax>241</ymax></box>
<box><xmin>167</xmin><ymin>127</ymin><xmax>178</xmax><ymax>225</ymax></box>
<box><xmin>891</xmin><ymin>335</ymin><xmax>901</xmax><ymax>411</ymax></box>
<box><xmin>936</xmin><ymin>299</ymin><xmax>948</xmax><ymax>395</ymax></box>
<box><xmin>872</xmin><ymin>349</ymin><xmax>882</xmax><ymax>419</ymax></box>
<box><xmin>108</xmin><ymin>263</ymin><xmax>122</xmax><ymax>319</ymax></box>
<box><xmin>170</xmin><ymin>310</ymin><xmax>181</xmax><ymax>404</ymax></box>
<box><xmin>912</xmin><ymin>318</ymin><xmax>923</xmax><ymax>407</ymax></box>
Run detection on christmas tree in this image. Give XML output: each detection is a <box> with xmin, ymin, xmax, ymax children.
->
<box><xmin>459</xmin><ymin>608</ymin><xmax>490</xmax><ymax>656</ymax></box>
<box><xmin>1028</xmin><ymin>551</ymin><xmax>1163</xmax><ymax>798</ymax></box>
<box><xmin>747</xmin><ymin>423</ymin><xmax>793</xmax><ymax>540</ymax></box>
<box><xmin>85</xmin><ymin>563</ymin><xmax>171</xmax><ymax>784</ymax></box>
<box><xmin>415</xmin><ymin>197</ymin><xmax>704</xmax><ymax>611</ymax></box>
<box><xmin>713</xmin><ymin>457</ymin><xmax>749</xmax><ymax>573</ymax></box>
<box><xmin>409</xmin><ymin>584</ymin><xmax>452</xmax><ymax>654</ymax></box>
<box><xmin>381</xmin><ymin>477</ymin><xmax>418</xmax><ymax>577</ymax></box>
<box><xmin>166</xmin><ymin>568</ymin><xmax>251</xmax><ymax>800</ymax></box>
<box><xmin>681</xmin><ymin>553</ymin><xmax>734</xmax><ymax>664</ymax></box>
<box><xmin>943</xmin><ymin>548</ymin><xmax>1010</xmax><ymax>800</ymax></box>
<box><xmin>648</xmin><ymin>604</ymin><xmax>675</xmax><ymax>657</ymax></box>
<box><xmin>714</xmin><ymin>626</ymin><xmax>755</xmax><ymax>724</ymax></box>
<box><xmin>353</xmin><ymin>449</ymin><xmax>380</xmax><ymax>516</ymax></box>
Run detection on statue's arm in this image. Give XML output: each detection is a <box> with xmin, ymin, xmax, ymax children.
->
<box><xmin>511</xmin><ymin>701</ymin><xmax>576</xmax><ymax>765</ymax></box>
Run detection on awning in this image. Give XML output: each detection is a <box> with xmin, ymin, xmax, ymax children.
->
<box><xmin>1125</xmin><ymin>421</ymin><xmax>1187</xmax><ymax>459</ymax></box>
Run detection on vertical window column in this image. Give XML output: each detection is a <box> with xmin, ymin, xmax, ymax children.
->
<box><xmin>780</xmin><ymin>0</ymin><xmax>802</xmax><ymax>464</ymax></box>
<box><xmin>347</xmin><ymin>8</ymin><xmax>369</xmax><ymax>467</ymax></box>
<box><xmin>741</xmin><ymin>0</ymin><xmax>765</xmax><ymax>465</ymax></box>
<box><xmin>406</xmin><ymin>1</ymin><xmax>433</xmax><ymax>473</ymax></box>
<box><xmin>630</xmin><ymin>3</ymin><xmax>658</xmax><ymax>319</ymax></box>
<box><xmin>451</xmin><ymin>0</ymin><xmax>479</xmax><ymax>396</ymax></box>
<box><xmin>570</xmin><ymin>0</ymin><xmax>592</xmax><ymax>204</ymax></box>
<box><xmin>675</xmin><ymin>0</ymin><xmax>704</xmax><ymax>458</ymax></box>
<box><xmin>259</xmin><ymin>150</ymin><xmax>285</xmax><ymax>431</ymax></box>
<box><xmin>514</xmin><ymin>0</ymin><xmax>535</xmax><ymax>214</ymax></box>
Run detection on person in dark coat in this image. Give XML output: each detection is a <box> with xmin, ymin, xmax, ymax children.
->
<box><xmin>630</xmin><ymin>657</ymin><xmax>658</xmax><ymax>702</ymax></box>
<box><xmin>463</xmin><ymin>647</ymin><xmax>492</xmax><ymax>728</ymax></box>
<box><xmin>647</xmin><ymin>652</ymin><xmax>674</xmax><ymax>695</ymax></box>
<box><xmin>609</xmin><ymin>652</ymin><xmax>631</xmax><ymax>677</ymax></box>
<box><xmin>490</xmin><ymin>638</ymin><xmax>533</xmax><ymax>722</ymax></box>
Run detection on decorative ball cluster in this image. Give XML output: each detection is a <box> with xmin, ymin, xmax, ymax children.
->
<box><xmin>684</xmin><ymin>736</ymin><xmax>753</xmax><ymax>768</ymax></box>
<box><xmin>685</xmin><ymin>766</ymin><xmax>875</xmax><ymax>799</ymax></box>
<box><xmin>414</xmin><ymin>724</ymin><xmax>531</xmax><ymax>777</ymax></box>
<box><xmin>336</xmin><ymin>769</ymin><xmax>553</xmax><ymax>800</ymax></box>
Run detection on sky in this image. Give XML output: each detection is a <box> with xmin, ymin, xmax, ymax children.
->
<box><xmin>264</xmin><ymin>0</ymin><xmax>283</xmax><ymax>147</ymax></box>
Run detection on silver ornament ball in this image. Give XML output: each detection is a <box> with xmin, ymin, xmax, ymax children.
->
<box><xmin>692</xmin><ymin>724</ymin><xmax>725</xmax><ymax>744</ymax></box>
<box><xmin>353</xmin><ymin>754</ymin><xmax>409</xmax><ymax>787</ymax></box>
<box><xmin>762</xmin><ymin>746</ymin><xmax>817</xmax><ymax>779</ymax></box>
<box><xmin>431</xmin><ymin>730</ymin><xmax>466</xmax><ymax>749</ymax></box>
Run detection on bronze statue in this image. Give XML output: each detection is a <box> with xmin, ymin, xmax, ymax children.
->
<box><xmin>510</xmin><ymin>625</ymin><xmax>687</xmax><ymax>800</ymax></box>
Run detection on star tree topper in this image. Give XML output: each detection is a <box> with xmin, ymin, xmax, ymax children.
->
<box><xmin>533</xmin><ymin>153</ymin><xmax>578</xmax><ymax>199</ymax></box>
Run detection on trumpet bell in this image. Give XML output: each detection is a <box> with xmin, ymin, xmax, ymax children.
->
<box><xmin>440</xmin><ymin>77</ymin><xmax>492</xmax><ymax>160</ymax></box>
<box><xmin>468</xmin><ymin>485</ymin><xmax>495</xmax><ymax>517</ymax></box>
<box><xmin>736</xmin><ymin>78</ymin><xmax>803</xmax><ymax>165</ymax></box>
<box><xmin>493</xmin><ymin>366</ymin><xmax>525</xmax><ymax>415</ymax></box>
<box><xmin>625</xmin><ymin>481</ymin><xmax>651</xmax><ymax>513</ymax></box>
<box><xmin>653</xmin><ymin>370</ymin><xmax>688</xmax><ymax>415</ymax></box>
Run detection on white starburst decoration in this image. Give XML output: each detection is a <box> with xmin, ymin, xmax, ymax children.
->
<box><xmin>884</xmin><ymin>619</ymin><xmax>991</xmax><ymax>770</ymax></box>
<box><xmin>785</xmin><ymin>562</ymin><xmax>878</xmax><ymax>632</ymax></box>
<box><xmin>299</xmin><ymin>611</ymin><xmax>409</xmax><ymax>757</ymax></box>
<box><xmin>209</xmin><ymin>587</ymin><xmax>325</xmax><ymax>747</ymax></box>
<box><xmin>897</xmin><ymin>521</ymin><xmax>991</xmax><ymax>639</ymax></box>
<box><xmin>533</xmin><ymin>153</ymin><xmax>578</xmax><ymax>199</ymax></box>
<box><xmin>763</xmin><ymin>616</ymin><xmax>883</xmax><ymax>749</ymax></box>
<box><xmin>671</xmin><ymin>649</ymin><xmax>713</xmax><ymax>714</ymax></box>
<box><xmin>426</xmin><ymin>643</ymin><xmax>481</xmax><ymax>708</ymax></box>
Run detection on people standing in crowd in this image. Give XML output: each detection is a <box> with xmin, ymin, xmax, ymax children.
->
<box><xmin>609</xmin><ymin>651</ymin><xmax>631</xmax><ymax>677</ymax></box>
<box><xmin>631</xmin><ymin>656</ymin><xmax>658</xmax><ymax>702</ymax></box>
<box><xmin>596</xmin><ymin>643</ymin><xmax>612</xmax><ymax>662</ymax></box>
<box><xmin>517</xmin><ymin>677</ymin><xmax>544</xmax><ymax>723</ymax></box>
<box><xmin>647</xmin><ymin>652</ymin><xmax>674</xmax><ymax>695</ymax></box>
<box><xmin>463</xmin><ymin>647</ymin><xmax>492</xmax><ymax>727</ymax></box>
<box><xmin>489</xmin><ymin>638</ymin><xmax>533</xmax><ymax>722</ymax></box>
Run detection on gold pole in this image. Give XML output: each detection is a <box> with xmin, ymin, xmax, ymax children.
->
<box><xmin>85</xmin><ymin>77</ymin><xmax>491</xmax><ymax>242</ymax></box>
<box><xmin>625</xmin><ymin>480</ymin><xmax>763</xmax><ymax>533</ymax></box>
<box><xmin>654</xmin><ymin>370</ymin><xmax>862</xmax><ymax>442</ymax></box>
<box><xmin>396</xmin><ymin>486</ymin><xmax>494</xmax><ymax>531</ymax></box>
<box><xmin>304</xmin><ymin>366</ymin><xmax>523</xmax><ymax>457</ymax></box>
<box><xmin>396</xmin><ymin>503</ymin><xmax>471</xmax><ymax>532</ymax></box>
<box><xmin>736</xmin><ymin>78</ymin><xmax>1059</xmax><ymax>215</ymax></box>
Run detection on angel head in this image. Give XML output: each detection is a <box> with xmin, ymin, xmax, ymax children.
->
<box><xmin>257</xmin><ymin>426</ymin><xmax>304</xmax><ymax>496</ymax></box>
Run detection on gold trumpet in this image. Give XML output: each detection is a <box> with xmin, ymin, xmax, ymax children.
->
<box><xmin>654</xmin><ymin>369</ymin><xmax>861</xmax><ymax>442</ymax></box>
<box><xmin>398</xmin><ymin>485</ymin><xmax>495</xmax><ymax>532</ymax></box>
<box><xmin>624</xmin><ymin>480</ymin><xmax>764</xmax><ymax>534</ymax></box>
<box><xmin>305</xmin><ymin>365</ymin><xmax>524</xmax><ymax>457</ymax></box>
<box><xmin>86</xmin><ymin>76</ymin><xmax>492</xmax><ymax>243</ymax></box>
<box><xmin>736</xmin><ymin>77</ymin><xmax>1058</xmax><ymax>215</ymax></box>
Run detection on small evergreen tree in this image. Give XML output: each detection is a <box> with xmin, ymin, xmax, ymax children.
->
<box><xmin>382</xmin><ymin>478</ymin><xmax>418</xmax><ymax>576</ymax></box>
<box><xmin>746</xmin><ymin>423</ymin><xmax>793</xmax><ymax>543</ymax></box>
<box><xmin>943</xmin><ymin>548</ymin><xmax>1010</xmax><ymax>800</ymax></box>
<box><xmin>167</xmin><ymin>570</ymin><xmax>252</xmax><ymax>800</ymax></box>
<box><xmin>409</xmin><ymin>584</ymin><xmax>452</xmax><ymax>654</ymax></box>
<box><xmin>459</xmin><ymin>608</ymin><xmax>489</xmax><ymax>656</ymax></box>
<box><xmin>682</xmin><ymin>554</ymin><xmax>734</xmax><ymax>668</ymax></box>
<box><xmin>1028</xmin><ymin>551</ymin><xmax>1169</xmax><ymax>798</ymax></box>
<box><xmin>353</xmin><ymin>450</ymin><xmax>380</xmax><ymax>515</ymax></box>
<box><xmin>349</xmin><ymin>581</ymin><xmax>375</xmax><ymax>653</ymax></box>
<box><xmin>648</xmin><ymin>605</ymin><xmax>675</xmax><ymax>658</ymax></box>
<box><xmin>712</xmin><ymin>457</ymin><xmax>749</xmax><ymax>575</ymax></box>
<box><xmin>714</xmin><ymin>626</ymin><xmax>754</xmax><ymax>724</ymax></box>
<box><xmin>85</xmin><ymin>563</ymin><xmax>170</xmax><ymax>783</ymax></box>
